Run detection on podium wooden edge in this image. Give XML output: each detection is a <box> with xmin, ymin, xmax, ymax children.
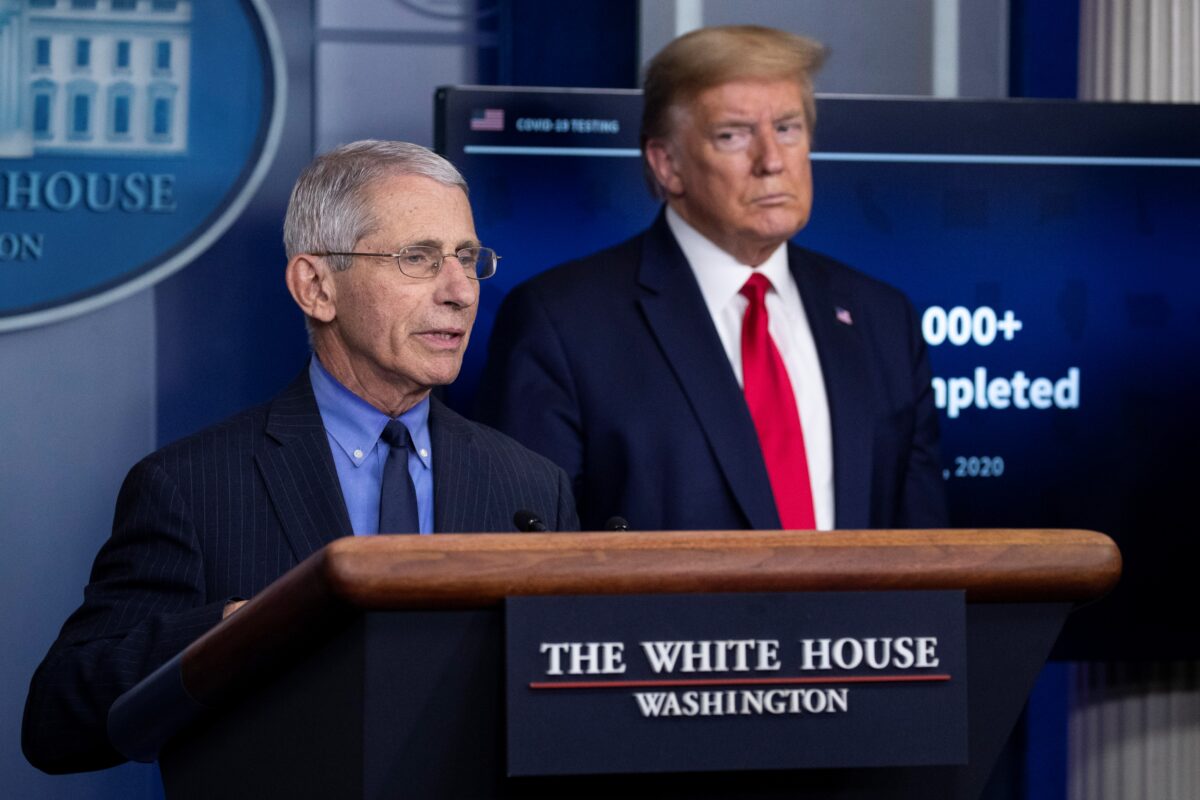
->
<box><xmin>176</xmin><ymin>528</ymin><xmax>1119</xmax><ymax>707</ymax></box>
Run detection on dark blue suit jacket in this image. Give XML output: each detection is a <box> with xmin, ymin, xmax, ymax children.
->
<box><xmin>478</xmin><ymin>213</ymin><xmax>946</xmax><ymax>532</ymax></box>
<box><xmin>23</xmin><ymin>370</ymin><xmax>577</xmax><ymax>774</ymax></box>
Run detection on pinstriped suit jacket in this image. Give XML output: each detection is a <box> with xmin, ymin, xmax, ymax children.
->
<box><xmin>23</xmin><ymin>370</ymin><xmax>577</xmax><ymax>774</ymax></box>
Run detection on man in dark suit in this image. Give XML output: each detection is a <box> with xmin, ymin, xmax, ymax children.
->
<box><xmin>477</xmin><ymin>26</ymin><xmax>946</xmax><ymax>533</ymax></box>
<box><xmin>23</xmin><ymin>140</ymin><xmax>577</xmax><ymax>774</ymax></box>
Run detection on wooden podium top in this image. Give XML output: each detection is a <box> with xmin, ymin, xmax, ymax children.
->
<box><xmin>312</xmin><ymin>528</ymin><xmax>1120</xmax><ymax>607</ymax></box>
<box><xmin>179</xmin><ymin>529</ymin><xmax>1119</xmax><ymax>704</ymax></box>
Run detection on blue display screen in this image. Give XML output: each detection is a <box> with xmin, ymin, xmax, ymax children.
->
<box><xmin>438</xmin><ymin>88</ymin><xmax>1200</xmax><ymax>658</ymax></box>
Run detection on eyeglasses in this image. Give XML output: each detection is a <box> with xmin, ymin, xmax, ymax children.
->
<box><xmin>314</xmin><ymin>245</ymin><xmax>500</xmax><ymax>280</ymax></box>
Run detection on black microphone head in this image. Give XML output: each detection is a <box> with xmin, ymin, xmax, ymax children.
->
<box><xmin>513</xmin><ymin>510</ymin><xmax>548</xmax><ymax>532</ymax></box>
<box><xmin>604</xmin><ymin>516</ymin><xmax>630</xmax><ymax>531</ymax></box>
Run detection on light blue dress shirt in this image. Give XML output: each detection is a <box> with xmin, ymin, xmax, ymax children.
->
<box><xmin>309</xmin><ymin>357</ymin><xmax>434</xmax><ymax>534</ymax></box>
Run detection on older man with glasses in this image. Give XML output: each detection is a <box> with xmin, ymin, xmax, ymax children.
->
<box><xmin>22</xmin><ymin>140</ymin><xmax>577</xmax><ymax>775</ymax></box>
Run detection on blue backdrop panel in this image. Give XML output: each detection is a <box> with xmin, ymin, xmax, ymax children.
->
<box><xmin>438</xmin><ymin>88</ymin><xmax>1200</xmax><ymax>661</ymax></box>
<box><xmin>2</xmin><ymin>3</ymin><xmax>313</xmax><ymax>799</ymax></box>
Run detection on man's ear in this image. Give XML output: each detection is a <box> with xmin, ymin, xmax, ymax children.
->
<box><xmin>285</xmin><ymin>254</ymin><xmax>337</xmax><ymax>324</ymax></box>
<box><xmin>645</xmin><ymin>138</ymin><xmax>684</xmax><ymax>198</ymax></box>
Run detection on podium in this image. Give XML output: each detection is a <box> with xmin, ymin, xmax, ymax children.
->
<box><xmin>110</xmin><ymin>529</ymin><xmax>1120</xmax><ymax>799</ymax></box>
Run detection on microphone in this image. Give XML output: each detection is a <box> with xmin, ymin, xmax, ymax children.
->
<box><xmin>513</xmin><ymin>510</ymin><xmax>548</xmax><ymax>532</ymax></box>
<box><xmin>604</xmin><ymin>516</ymin><xmax>630</xmax><ymax>531</ymax></box>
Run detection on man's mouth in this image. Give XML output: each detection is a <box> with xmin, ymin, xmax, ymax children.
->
<box><xmin>752</xmin><ymin>192</ymin><xmax>794</xmax><ymax>205</ymax></box>
<box><xmin>415</xmin><ymin>328</ymin><xmax>467</xmax><ymax>348</ymax></box>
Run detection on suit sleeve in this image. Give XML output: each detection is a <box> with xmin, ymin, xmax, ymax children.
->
<box><xmin>22</xmin><ymin>458</ymin><xmax>228</xmax><ymax>774</ymax></box>
<box><xmin>552</xmin><ymin>464</ymin><xmax>581</xmax><ymax>532</ymax></box>
<box><xmin>898</xmin><ymin>297</ymin><xmax>950</xmax><ymax>528</ymax></box>
<box><xmin>478</xmin><ymin>282</ymin><xmax>587</xmax><ymax>504</ymax></box>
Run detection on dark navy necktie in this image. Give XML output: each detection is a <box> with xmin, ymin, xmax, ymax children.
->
<box><xmin>379</xmin><ymin>420</ymin><xmax>420</xmax><ymax>534</ymax></box>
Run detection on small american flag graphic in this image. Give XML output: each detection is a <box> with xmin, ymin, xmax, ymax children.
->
<box><xmin>470</xmin><ymin>108</ymin><xmax>505</xmax><ymax>132</ymax></box>
<box><xmin>835</xmin><ymin>306</ymin><xmax>854</xmax><ymax>325</ymax></box>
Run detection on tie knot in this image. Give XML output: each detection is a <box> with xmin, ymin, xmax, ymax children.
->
<box><xmin>740</xmin><ymin>272</ymin><xmax>772</xmax><ymax>304</ymax></box>
<box><xmin>380</xmin><ymin>420</ymin><xmax>412</xmax><ymax>450</ymax></box>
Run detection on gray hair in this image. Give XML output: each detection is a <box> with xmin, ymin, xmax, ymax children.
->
<box><xmin>283</xmin><ymin>140</ymin><xmax>469</xmax><ymax>271</ymax></box>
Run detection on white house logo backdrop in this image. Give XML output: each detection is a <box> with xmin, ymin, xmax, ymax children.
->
<box><xmin>0</xmin><ymin>0</ymin><xmax>285</xmax><ymax>331</ymax></box>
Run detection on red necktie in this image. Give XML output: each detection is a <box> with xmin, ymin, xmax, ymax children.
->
<box><xmin>739</xmin><ymin>273</ymin><xmax>816</xmax><ymax>530</ymax></box>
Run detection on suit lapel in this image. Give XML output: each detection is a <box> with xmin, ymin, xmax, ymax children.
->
<box><xmin>637</xmin><ymin>214</ymin><xmax>781</xmax><ymax>530</ymax></box>
<box><xmin>256</xmin><ymin>370</ymin><xmax>353</xmax><ymax>561</ymax></box>
<box><xmin>790</xmin><ymin>246</ymin><xmax>873</xmax><ymax>528</ymax></box>
<box><xmin>429</xmin><ymin>398</ymin><xmax>491</xmax><ymax>532</ymax></box>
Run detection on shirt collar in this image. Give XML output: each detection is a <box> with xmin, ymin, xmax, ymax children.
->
<box><xmin>309</xmin><ymin>356</ymin><xmax>432</xmax><ymax>469</ymax></box>
<box><xmin>665</xmin><ymin>205</ymin><xmax>791</xmax><ymax>315</ymax></box>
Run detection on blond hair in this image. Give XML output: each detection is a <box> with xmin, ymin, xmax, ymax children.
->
<box><xmin>640</xmin><ymin>25</ymin><xmax>827</xmax><ymax>194</ymax></box>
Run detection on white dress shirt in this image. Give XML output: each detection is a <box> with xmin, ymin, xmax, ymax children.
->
<box><xmin>666</xmin><ymin>206</ymin><xmax>835</xmax><ymax>530</ymax></box>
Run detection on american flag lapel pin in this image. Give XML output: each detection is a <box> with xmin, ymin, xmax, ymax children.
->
<box><xmin>835</xmin><ymin>306</ymin><xmax>854</xmax><ymax>326</ymax></box>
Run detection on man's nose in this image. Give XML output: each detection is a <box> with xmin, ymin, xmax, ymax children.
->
<box><xmin>752</xmin><ymin>129</ymin><xmax>785</xmax><ymax>175</ymax></box>
<box><xmin>434</xmin><ymin>256</ymin><xmax>478</xmax><ymax>307</ymax></box>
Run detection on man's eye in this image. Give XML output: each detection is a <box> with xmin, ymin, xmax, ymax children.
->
<box><xmin>713</xmin><ymin>129</ymin><xmax>750</xmax><ymax>150</ymax></box>
<box><xmin>776</xmin><ymin>122</ymin><xmax>805</xmax><ymax>142</ymax></box>
<box><xmin>402</xmin><ymin>252</ymin><xmax>433</xmax><ymax>266</ymax></box>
